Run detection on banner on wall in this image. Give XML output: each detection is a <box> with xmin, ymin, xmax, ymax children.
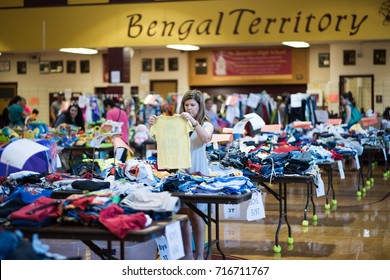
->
<box><xmin>0</xmin><ymin>0</ymin><xmax>388</xmax><ymax>51</ymax></box>
<box><xmin>212</xmin><ymin>48</ymin><xmax>292</xmax><ymax>76</ymax></box>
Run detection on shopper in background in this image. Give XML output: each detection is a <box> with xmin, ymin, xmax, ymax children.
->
<box><xmin>148</xmin><ymin>89</ymin><xmax>214</xmax><ymax>260</ymax></box>
<box><xmin>1</xmin><ymin>97</ymin><xmax>19</xmax><ymax>128</ymax></box>
<box><xmin>340</xmin><ymin>91</ymin><xmax>362</xmax><ymax>171</ymax></box>
<box><xmin>25</xmin><ymin>108</ymin><xmax>39</xmax><ymax>126</ymax></box>
<box><xmin>340</xmin><ymin>91</ymin><xmax>362</xmax><ymax>129</ymax></box>
<box><xmin>205</xmin><ymin>97</ymin><xmax>220</xmax><ymax>133</ymax></box>
<box><xmin>50</xmin><ymin>92</ymin><xmax>65</xmax><ymax>126</ymax></box>
<box><xmin>54</xmin><ymin>103</ymin><xmax>85</xmax><ymax>129</ymax></box>
<box><xmin>8</xmin><ymin>95</ymin><xmax>27</xmax><ymax>127</ymax></box>
<box><xmin>103</xmin><ymin>98</ymin><xmax>130</xmax><ymax>145</ymax></box>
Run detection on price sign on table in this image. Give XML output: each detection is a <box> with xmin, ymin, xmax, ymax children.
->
<box><xmin>246</xmin><ymin>192</ymin><xmax>265</xmax><ymax>221</ymax></box>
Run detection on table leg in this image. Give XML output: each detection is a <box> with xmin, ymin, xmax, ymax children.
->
<box><xmin>324</xmin><ymin>167</ymin><xmax>331</xmax><ymax>206</ymax></box>
<box><xmin>120</xmin><ymin>240</ymin><xmax>125</xmax><ymax>260</ymax></box>
<box><xmin>214</xmin><ymin>203</ymin><xmax>226</xmax><ymax>260</ymax></box>
<box><xmin>310</xmin><ymin>181</ymin><xmax>317</xmax><ymax>221</ymax></box>
<box><xmin>303</xmin><ymin>182</ymin><xmax>310</xmax><ymax>226</ymax></box>
<box><xmin>283</xmin><ymin>183</ymin><xmax>291</xmax><ymax>237</ymax></box>
<box><xmin>330</xmin><ymin>167</ymin><xmax>336</xmax><ymax>201</ymax></box>
<box><xmin>82</xmin><ymin>240</ymin><xmax>118</xmax><ymax>260</ymax></box>
<box><xmin>205</xmin><ymin>203</ymin><xmax>212</xmax><ymax>260</ymax></box>
<box><xmin>366</xmin><ymin>152</ymin><xmax>373</xmax><ymax>181</ymax></box>
<box><xmin>274</xmin><ymin>182</ymin><xmax>283</xmax><ymax>252</ymax></box>
<box><xmin>357</xmin><ymin>156</ymin><xmax>365</xmax><ymax>196</ymax></box>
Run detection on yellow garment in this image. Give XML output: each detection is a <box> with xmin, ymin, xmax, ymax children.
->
<box><xmin>153</xmin><ymin>170</ymin><xmax>173</xmax><ymax>179</ymax></box>
<box><xmin>150</xmin><ymin>115</ymin><xmax>193</xmax><ymax>169</ymax></box>
<box><xmin>349</xmin><ymin>123</ymin><xmax>363</xmax><ymax>132</ymax></box>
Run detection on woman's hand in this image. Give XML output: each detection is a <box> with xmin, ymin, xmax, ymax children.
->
<box><xmin>148</xmin><ymin>115</ymin><xmax>158</xmax><ymax>127</ymax></box>
<box><xmin>180</xmin><ymin>112</ymin><xmax>196</xmax><ymax>126</ymax></box>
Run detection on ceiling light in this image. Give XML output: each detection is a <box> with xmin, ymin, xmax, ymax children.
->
<box><xmin>59</xmin><ymin>48</ymin><xmax>98</xmax><ymax>55</ymax></box>
<box><xmin>282</xmin><ymin>41</ymin><xmax>310</xmax><ymax>48</ymax></box>
<box><xmin>166</xmin><ymin>44</ymin><xmax>200</xmax><ymax>51</ymax></box>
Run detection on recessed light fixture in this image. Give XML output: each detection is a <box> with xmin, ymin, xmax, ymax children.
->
<box><xmin>59</xmin><ymin>48</ymin><xmax>98</xmax><ymax>55</ymax></box>
<box><xmin>282</xmin><ymin>41</ymin><xmax>310</xmax><ymax>48</ymax></box>
<box><xmin>166</xmin><ymin>44</ymin><xmax>200</xmax><ymax>51</ymax></box>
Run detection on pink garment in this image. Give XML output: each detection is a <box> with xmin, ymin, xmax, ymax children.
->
<box><xmin>106</xmin><ymin>107</ymin><xmax>130</xmax><ymax>144</ymax></box>
<box><xmin>24</xmin><ymin>106</ymin><xmax>32</xmax><ymax>114</ymax></box>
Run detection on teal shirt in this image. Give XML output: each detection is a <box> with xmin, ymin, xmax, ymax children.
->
<box><xmin>342</xmin><ymin>104</ymin><xmax>362</xmax><ymax>128</ymax></box>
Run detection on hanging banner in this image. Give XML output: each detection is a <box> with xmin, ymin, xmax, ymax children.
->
<box><xmin>212</xmin><ymin>48</ymin><xmax>291</xmax><ymax>76</ymax></box>
<box><xmin>0</xmin><ymin>0</ymin><xmax>388</xmax><ymax>51</ymax></box>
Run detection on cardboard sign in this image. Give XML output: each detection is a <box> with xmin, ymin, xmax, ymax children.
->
<box><xmin>293</xmin><ymin>121</ymin><xmax>311</xmax><ymax>129</ymax></box>
<box><xmin>327</xmin><ymin>118</ymin><xmax>342</xmax><ymax>125</ymax></box>
<box><xmin>222</xmin><ymin>127</ymin><xmax>233</xmax><ymax>133</ymax></box>
<box><xmin>209</xmin><ymin>134</ymin><xmax>233</xmax><ymax>143</ymax></box>
<box><xmin>361</xmin><ymin>117</ymin><xmax>378</xmax><ymax>126</ymax></box>
<box><xmin>261</xmin><ymin>124</ymin><xmax>282</xmax><ymax>133</ymax></box>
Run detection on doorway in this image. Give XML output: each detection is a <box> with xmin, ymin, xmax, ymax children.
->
<box><xmin>339</xmin><ymin>75</ymin><xmax>374</xmax><ymax>113</ymax></box>
<box><xmin>150</xmin><ymin>80</ymin><xmax>177</xmax><ymax>99</ymax></box>
<box><xmin>0</xmin><ymin>82</ymin><xmax>18</xmax><ymax>128</ymax></box>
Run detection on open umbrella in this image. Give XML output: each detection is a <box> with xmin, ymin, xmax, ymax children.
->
<box><xmin>0</xmin><ymin>138</ymin><xmax>50</xmax><ymax>176</ymax></box>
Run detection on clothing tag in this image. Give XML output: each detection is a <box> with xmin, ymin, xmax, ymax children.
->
<box><xmin>290</xmin><ymin>94</ymin><xmax>302</xmax><ymax>108</ymax></box>
<box><xmin>315</xmin><ymin>177</ymin><xmax>325</xmax><ymax>197</ymax></box>
<box><xmin>223</xmin><ymin>204</ymin><xmax>241</xmax><ymax>219</ymax></box>
<box><xmin>89</xmin><ymin>134</ymin><xmax>107</xmax><ymax>148</ymax></box>
<box><xmin>246</xmin><ymin>192</ymin><xmax>265</xmax><ymax>221</ymax></box>
<box><xmin>383</xmin><ymin>147</ymin><xmax>388</xmax><ymax>161</ymax></box>
<box><xmin>355</xmin><ymin>154</ymin><xmax>361</xmax><ymax>169</ymax></box>
<box><xmin>56</xmin><ymin>155</ymin><xmax>62</xmax><ymax>168</ymax></box>
<box><xmin>155</xmin><ymin>236</ymin><xmax>170</xmax><ymax>260</ymax></box>
<box><xmin>337</xmin><ymin>160</ymin><xmax>345</xmax><ymax>179</ymax></box>
<box><xmin>165</xmin><ymin>221</ymin><xmax>184</xmax><ymax>260</ymax></box>
<box><xmin>246</xmin><ymin>93</ymin><xmax>261</xmax><ymax>108</ymax></box>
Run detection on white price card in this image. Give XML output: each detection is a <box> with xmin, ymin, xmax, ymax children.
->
<box><xmin>337</xmin><ymin>160</ymin><xmax>345</xmax><ymax>179</ymax></box>
<box><xmin>243</xmin><ymin>113</ymin><xmax>265</xmax><ymax>130</ymax></box>
<box><xmin>232</xmin><ymin>119</ymin><xmax>249</xmax><ymax>134</ymax></box>
<box><xmin>155</xmin><ymin>236</ymin><xmax>170</xmax><ymax>260</ymax></box>
<box><xmin>246</xmin><ymin>192</ymin><xmax>265</xmax><ymax>221</ymax></box>
<box><xmin>89</xmin><ymin>134</ymin><xmax>108</xmax><ymax>148</ymax></box>
<box><xmin>56</xmin><ymin>155</ymin><xmax>62</xmax><ymax>168</ymax></box>
<box><xmin>223</xmin><ymin>204</ymin><xmax>240</xmax><ymax>219</ymax></box>
<box><xmin>165</xmin><ymin>221</ymin><xmax>184</xmax><ymax>260</ymax></box>
<box><xmin>315</xmin><ymin>176</ymin><xmax>325</xmax><ymax>197</ymax></box>
<box><xmin>355</xmin><ymin>154</ymin><xmax>361</xmax><ymax>170</ymax></box>
<box><xmin>246</xmin><ymin>93</ymin><xmax>261</xmax><ymax>108</ymax></box>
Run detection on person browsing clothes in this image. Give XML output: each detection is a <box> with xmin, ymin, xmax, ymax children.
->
<box><xmin>340</xmin><ymin>91</ymin><xmax>362</xmax><ymax>171</ymax></box>
<box><xmin>148</xmin><ymin>89</ymin><xmax>214</xmax><ymax>260</ymax></box>
<box><xmin>54</xmin><ymin>103</ymin><xmax>85</xmax><ymax>129</ymax></box>
<box><xmin>340</xmin><ymin>91</ymin><xmax>362</xmax><ymax>129</ymax></box>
